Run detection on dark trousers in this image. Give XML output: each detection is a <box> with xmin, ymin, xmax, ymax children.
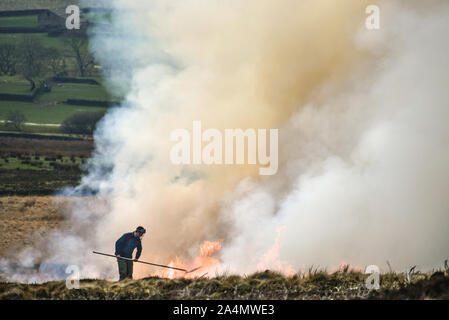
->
<box><xmin>117</xmin><ymin>258</ymin><xmax>133</xmax><ymax>280</ymax></box>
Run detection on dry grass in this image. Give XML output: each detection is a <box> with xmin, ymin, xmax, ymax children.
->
<box><xmin>0</xmin><ymin>270</ymin><xmax>448</xmax><ymax>300</ymax></box>
<box><xmin>1</xmin><ymin>196</ymin><xmax>448</xmax><ymax>299</ymax></box>
<box><xmin>0</xmin><ymin>196</ymin><xmax>66</xmax><ymax>255</ymax></box>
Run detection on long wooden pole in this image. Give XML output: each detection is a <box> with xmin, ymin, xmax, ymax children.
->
<box><xmin>92</xmin><ymin>251</ymin><xmax>198</xmax><ymax>273</ymax></box>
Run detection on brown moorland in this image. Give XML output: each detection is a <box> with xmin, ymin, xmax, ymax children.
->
<box><xmin>0</xmin><ymin>196</ymin><xmax>66</xmax><ymax>256</ymax></box>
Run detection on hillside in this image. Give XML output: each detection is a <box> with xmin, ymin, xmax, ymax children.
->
<box><xmin>1</xmin><ymin>270</ymin><xmax>448</xmax><ymax>299</ymax></box>
<box><xmin>0</xmin><ymin>1</ymin><xmax>112</xmax><ymax>11</ymax></box>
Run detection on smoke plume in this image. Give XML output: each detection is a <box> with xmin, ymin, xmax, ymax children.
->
<box><xmin>2</xmin><ymin>0</ymin><xmax>449</xmax><ymax>281</ymax></box>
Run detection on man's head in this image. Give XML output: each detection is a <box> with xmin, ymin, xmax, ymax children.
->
<box><xmin>134</xmin><ymin>226</ymin><xmax>146</xmax><ymax>239</ymax></box>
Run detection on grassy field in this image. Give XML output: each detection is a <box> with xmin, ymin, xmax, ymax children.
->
<box><xmin>0</xmin><ymin>124</ymin><xmax>62</xmax><ymax>134</ymax></box>
<box><xmin>0</xmin><ymin>195</ymin><xmax>448</xmax><ymax>299</ymax></box>
<box><xmin>0</xmin><ymin>266</ymin><xmax>448</xmax><ymax>299</ymax></box>
<box><xmin>0</xmin><ymin>32</ymin><xmax>89</xmax><ymax>77</ymax></box>
<box><xmin>0</xmin><ymin>76</ymin><xmax>33</xmax><ymax>95</ymax></box>
<box><xmin>0</xmin><ymin>135</ymin><xmax>93</xmax><ymax>195</ymax></box>
<box><xmin>0</xmin><ymin>8</ymin><xmax>120</xmax><ymax>135</ymax></box>
<box><xmin>0</xmin><ymin>196</ymin><xmax>65</xmax><ymax>255</ymax></box>
<box><xmin>0</xmin><ymin>75</ymin><xmax>120</xmax><ymax>101</ymax></box>
<box><xmin>0</xmin><ymin>0</ymin><xmax>110</xmax><ymax>11</ymax></box>
<box><xmin>0</xmin><ymin>195</ymin><xmax>448</xmax><ymax>300</ymax></box>
<box><xmin>0</xmin><ymin>15</ymin><xmax>38</xmax><ymax>28</ymax></box>
<box><xmin>37</xmin><ymin>83</ymin><xmax>113</xmax><ymax>102</ymax></box>
<box><xmin>0</xmin><ymin>77</ymin><xmax>111</xmax><ymax>127</ymax></box>
<box><xmin>0</xmin><ymin>8</ymin><xmax>100</xmax><ymax>192</ymax></box>
<box><xmin>0</xmin><ymin>5</ymin><xmax>109</xmax><ymax>193</ymax></box>
<box><xmin>0</xmin><ymin>101</ymin><xmax>107</xmax><ymax>124</ymax></box>
<box><xmin>0</xmin><ymin>33</ymin><xmax>68</xmax><ymax>49</ymax></box>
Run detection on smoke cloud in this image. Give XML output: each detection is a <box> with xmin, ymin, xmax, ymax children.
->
<box><xmin>2</xmin><ymin>0</ymin><xmax>449</xmax><ymax>281</ymax></box>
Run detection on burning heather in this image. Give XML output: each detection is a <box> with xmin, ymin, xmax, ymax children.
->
<box><xmin>152</xmin><ymin>240</ymin><xmax>223</xmax><ymax>279</ymax></box>
<box><xmin>1</xmin><ymin>0</ymin><xmax>449</xmax><ymax>287</ymax></box>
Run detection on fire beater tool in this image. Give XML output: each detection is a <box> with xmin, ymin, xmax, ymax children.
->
<box><xmin>92</xmin><ymin>251</ymin><xmax>201</xmax><ymax>273</ymax></box>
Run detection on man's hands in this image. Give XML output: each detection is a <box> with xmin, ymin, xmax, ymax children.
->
<box><xmin>116</xmin><ymin>254</ymin><xmax>138</xmax><ymax>262</ymax></box>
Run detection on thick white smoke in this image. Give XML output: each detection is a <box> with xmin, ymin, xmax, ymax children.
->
<box><xmin>220</xmin><ymin>1</ymin><xmax>449</xmax><ymax>273</ymax></box>
<box><xmin>2</xmin><ymin>0</ymin><xmax>449</xmax><ymax>282</ymax></box>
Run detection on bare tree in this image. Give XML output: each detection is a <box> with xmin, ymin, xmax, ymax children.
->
<box><xmin>0</xmin><ymin>43</ymin><xmax>17</xmax><ymax>76</ymax></box>
<box><xmin>46</xmin><ymin>48</ymin><xmax>68</xmax><ymax>77</ymax></box>
<box><xmin>6</xmin><ymin>111</ymin><xmax>27</xmax><ymax>131</ymax></box>
<box><xmin>61</xmin><ymin>111</ymin><xmax>105</xmax><ymax>135</ymax></box>
<box><xmin>65</xmin><ymin>36</ymin><xmax>95</xmax><ymax>77</ymax></box>
<box><xmin>17</xmin><ymin>36</ymin><xmax>48</xmax><ymax>91</ymax></box>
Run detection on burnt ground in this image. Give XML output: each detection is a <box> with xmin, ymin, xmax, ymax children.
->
<box><xmin>0</xmin><ymin>135</ymin><xmax>93</xmax><ymax>158</ymax></box>
<box><xmin>0</xmin><ymin>169</ymin><xmax>83</xmax><ymax>196</ymax></box>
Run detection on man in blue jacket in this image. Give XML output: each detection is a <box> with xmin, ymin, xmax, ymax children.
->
<box><xmin>115</xmin><ymin>226</ymin><xmax>146</xmax><ymax>280</ymax></box>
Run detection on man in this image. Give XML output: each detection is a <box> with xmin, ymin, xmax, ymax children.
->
<box><xmin>115</xmin><ymin>226</ymin><xmax>146</xmax><ymax>280</ymax></box>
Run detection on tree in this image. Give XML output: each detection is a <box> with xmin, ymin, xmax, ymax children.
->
<box><xmin>17</xmin><ymin>36</ymin><xmax>48</xmax><ymax>91</ymax></box>
<box><xmin>46</xmin><ymin>48</ymin><xmax>68</xmax><ymax>77</ymax></box>
<box><xmin>65</xmin><ymin>36</ymin><xmax>95</xmax><ymax>77</ymax></box>
<box><xmin>60</xmin><ymin>111</ymin><xmax>105</xmax><ymax>135</ymax></box>
<box><xmin>0</xmin><ymin>43</ymin><xmax>17</xmax><ymax>76</ymax></box>
<box><xmin>6</xmin><ymin>111</ymin><xmax>27</xmax><ymax>131</ymax></box>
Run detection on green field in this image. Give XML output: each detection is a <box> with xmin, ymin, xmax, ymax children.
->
<box><xmin>0</xmin><ymin>134</ymin><xmax>94</xmax><ymax>195</ymax></box>
<box><xmin>0</xmin><ymin>76</ymin><xmax>32</xmax><ymax>95</ymax></box>
<box><xmin>0</xmin><ymin>15</ymin><xmax>38</xmax><ymax>28</ymax></box>
<box><xmin>0</xmin><ymin>76</ymin><xmax>113</xmax><ymax>126</ymax></box>
<box><xmin>0</xmin><ymin>33</ymin><xmax>68</xmax><ymax>49</ymax></box>
<box><xmin>0</xmin><ymin>0</ymin><xmax>109</xmax><ymax>11</ymax></box>
<box><xmin>36</xmin><ymin>83</ymin><xmax>113</xmax><ymax>102</ymax></box>
<box><xmin>0</xmin><ymin>5</ymin><xmax>118</xmax><ymax>135</ymax></box>
<box><xmin>0</xmin><ymin>76</ymin><xmax>113</xmax><ymax>131</ymax></box>
<box><xmin>0</xmin><ymin>33</ymin><xmax>84</xmax><ymax>80</ymax></box>
<box><xmin>0</xmin><ymin>101</ymin><xmax>107</xmax><ymax>124</ymax></box>
<box><xmin>0</xmin><ymin>124</ymin><xmax>61</xmax><ymax>134</ymax></box>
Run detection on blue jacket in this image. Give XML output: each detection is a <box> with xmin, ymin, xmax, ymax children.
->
<box><xmin>115</xmin><ymin>232</ymin><xmax>142</xmax><ymax>259</ymax></box>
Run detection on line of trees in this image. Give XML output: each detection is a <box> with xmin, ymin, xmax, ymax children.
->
<box><xmin>60</xmin><ymin>111</ymin><xmax>105</xmax><ymax>135</ymax></box>
<box><xmin>0</xmin><ymin>34</ymin><xmax>96</xmax><ymax>91</ymax></box>
<box><xmin>3</xmin><ymin>110</ymin><xmax>105</xmax><ymax>134</ymax></box>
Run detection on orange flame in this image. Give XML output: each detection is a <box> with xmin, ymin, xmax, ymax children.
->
<box><xmin>150</xmin><ymin>229</ymin><xmax>298</xmax><ymax>279</ymax></box>
<box><xmin>257</xmin><ymin>226</ymin><xmax>295</xmax><ymax>276</ymax></box>
<box><xmin>152</xmin><ymin>239</ymin><xmax>223</xmax><ymax>279</ymax></box>
<box><xmin>200</xmin><ymin>240</ymin><xmax>222</xmax><ymax>257</ymax></box>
